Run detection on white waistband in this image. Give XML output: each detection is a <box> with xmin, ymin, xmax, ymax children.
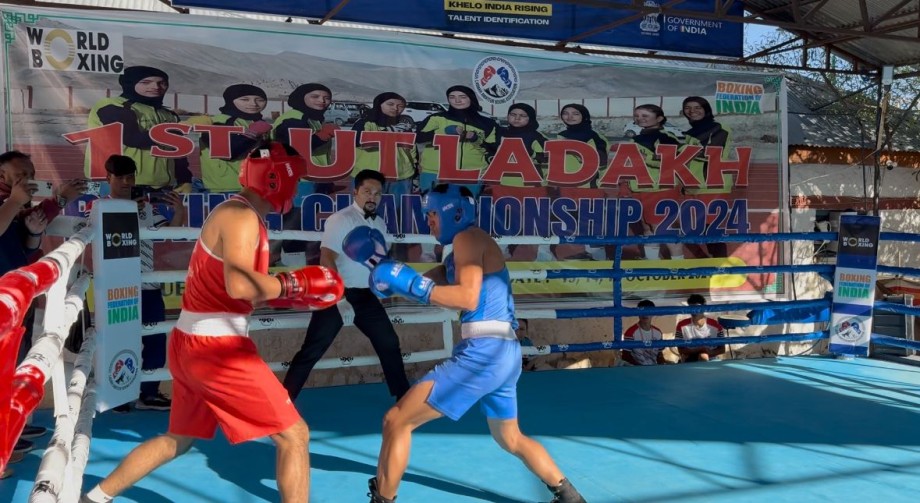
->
<box><xmin>176</xmin><ymin>311</ymin><xmax>249</xmax><ymax>337</ymax></box>
<box><xmin>460</xmin><ymin>320</ymin><xmax>517</xmax><ymax>340</ymax></box>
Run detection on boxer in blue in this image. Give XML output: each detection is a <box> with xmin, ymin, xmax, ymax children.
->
<box><xmin>344</xmin><ymin>185</ymin><xmax>586</xmax><ymax>503</ymax></box>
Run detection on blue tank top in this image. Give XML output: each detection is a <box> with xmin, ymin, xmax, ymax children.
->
<box><xmin>445</xmin><ymin>253</ymin><xmax>517</xmax><ymax>326</ymax></box>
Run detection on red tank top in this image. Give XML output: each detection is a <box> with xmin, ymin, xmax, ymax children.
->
<box><xmin>181</xmin><ymin>195</ymin><xmax>270</xmax><ymax>315</ymax></box>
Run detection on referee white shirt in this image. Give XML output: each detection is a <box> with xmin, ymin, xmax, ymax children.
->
<box><xmin>320</xmin><ymin>201</ymin><xmax>389</xmax><ymax>288</ymax></box>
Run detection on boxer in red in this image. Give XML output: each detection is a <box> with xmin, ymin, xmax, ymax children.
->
<box><xmin>82</xmin><ymin>142</ymin><xmax>344</xmax><ymax>503</ymax></box>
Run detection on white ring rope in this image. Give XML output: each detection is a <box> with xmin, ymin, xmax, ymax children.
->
<box><xmin>50</xmin><ymin>224</ymin><xmax>565</xmax><ymax>246</ymax></box>
<box><xmin>0</xmin><ymin>220</ymin><xmax>95</xmax><ymax>500</ymax></box>
<box><xmin>27</xmin><ymin>275</ymin><xmax>92</xmax><ymax>503</ymax></box>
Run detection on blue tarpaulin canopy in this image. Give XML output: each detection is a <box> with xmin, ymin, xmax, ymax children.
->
<box><xmin>171</xmin><ymin>0</ymin><xmax>745</xmax><ymax>57</ymax></box>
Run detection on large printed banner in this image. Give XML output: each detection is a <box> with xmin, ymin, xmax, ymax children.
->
<box><xmin>0</xmin><ymin>5</ymin><xmax>786</xmax><ymax>302</ymax></box>
<box><xmin>174</xmin><ymin>0</ymin><xmax>745</xmax><ymax>57</ymax></box>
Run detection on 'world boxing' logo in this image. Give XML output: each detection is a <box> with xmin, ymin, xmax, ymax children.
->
<box><xmin>842</xmin><ymin>236</ymin><xmax>874</xmax><ymax>249</ymax></box>
<box><xmin>25</xmin><ymin>26</ymin><xmax>124</xmax><ymax>74</ymax></box>
<box><xmin>102</xmin><ymin>213</ymin><xmax>140</xmax><ymax>260</ymax></box>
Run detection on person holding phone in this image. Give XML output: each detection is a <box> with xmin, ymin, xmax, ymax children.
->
<box><xmin>99</xmin><ymin>154</ymin><xmax>187</xmax><ymax>411</ymax></box>
<box><xmin>1</xmin><ymin>150</ymin><xmax>85</xmax><ymax>464</ymax></box>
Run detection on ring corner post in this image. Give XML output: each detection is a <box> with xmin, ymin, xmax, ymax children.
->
<box><xmin>90</xmin><ymin>198</ymin><xmax>143</xmax><ymax>411</ymax></box>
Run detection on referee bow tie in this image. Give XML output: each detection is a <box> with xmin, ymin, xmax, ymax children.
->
<box><xmin>364</xmin><ymin>211</ymin><xmax>377</xmax><ymax>220</ymax></box>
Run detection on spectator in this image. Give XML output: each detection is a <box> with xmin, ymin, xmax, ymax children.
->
<box><xmin>1</xmin><ymin>150</ymin><xmax>84</xmax><ymax>460</ymax></box>
<box><xmin>514</xmin><ymin>318</ymin><xmax>537</xmax><ymax>371</ymax></box>
<box><xmin>621</xmin><ymin>299</ymin><xmax>666</xmax><ymax>365</ymax></box>
<box><xmin>282</xmin><ymin>169</ymin><xmax>410</xmax><ymax>402</ymax></box>
<box><xmin>100</xmin><ymin>154</ymin><xmax>186</xmax><ymax>411</ymax></box>
<box><xmin>675</xmin><ymin>293</ymin><xmax>726</xmax><ymax>362</ymax></box>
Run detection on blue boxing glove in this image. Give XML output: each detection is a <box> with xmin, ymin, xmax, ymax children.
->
<box><xmin>370</xmin><ymin>261</ymin><xmax>435</xmax><ymax>304</ymax></box>
<box><xmin>368</xmin><ymin>269</ymin><xmax>395</xmax><ymax>298</ymax></box>
<box><xmin>343</xmin><ymin>226</ymin><xmax>388</xmax><ymax>270</ymax></box>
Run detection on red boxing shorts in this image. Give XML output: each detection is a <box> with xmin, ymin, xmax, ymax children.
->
<box><xmin>167</xmin><ymin>328</ymin><xmax>301</xmax><ymax>444</ymax></box>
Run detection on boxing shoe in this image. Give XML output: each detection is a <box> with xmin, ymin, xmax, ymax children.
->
<box><xmin>368</xmin><ymin>477</ymin><xmax>396</xmax><ymax>503</ymax></box>
<box><xmin>547</xmin><ymin>478</ymin><xmax>587</xmax><ymax>503</ymax></box>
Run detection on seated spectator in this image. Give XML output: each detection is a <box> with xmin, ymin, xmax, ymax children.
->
<box><xmin>515</xmin><ymin>318</ymin><xmax>536</xmax><ymax>371</ymax></box>
<box><xmin>675</xmin><ymin>293</ymin><xmax>726</xmax><ymax>362</ymax></box>
<box><xmin>621</xmin><ymin>299</ymin><xmax>665</xmax><ymax>365</ymax></box>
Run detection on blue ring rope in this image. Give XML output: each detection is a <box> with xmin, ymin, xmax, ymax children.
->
<box><xmin>877</xmin><ymin>265</ymin><xmax>920</xmax><ymax>279</ymax></box>
<box><xmin>871</xmin><ymin>334</ymin><xmax>920</xmax><ymax>351</ymax></box>
<box><xmin>556</xmin><ymin>231</ymin><xmax>833</xmax><ymax>246</ymax></box>
<box><xmin>555</xmin><ymin>298</ymin><xmax>830</xmax><ymax>319</ymax></box>
<box><xmin>541</xmin><ymin>264</ymin><xmax>834</xmax><ymax>280</ymax></box>
<box><xmin>873</xmin><ymin>301</ymin><xmax>920</xmax><ymax>317</ymax></box>
<box><xmin>880</xmin><ymin>232</ymin><xmax>920</xmax><ymax>243</ymax></box>
<box><xmin>546</xmin><ymin>231</ymin><xmax>915</xmax><ymax>246</ymax></box>
<box><xmin>526</xmin><ymin>331</ymin><xmax>828</xmax><ymax>354</ymax></box>
<box><xmin>513</xmin><ymin>230</ymin><xmax>920</xmax><ymax>342</ymax></box>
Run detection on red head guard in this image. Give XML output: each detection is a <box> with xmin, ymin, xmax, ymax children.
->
<box><xmin>239</xmin><ymin>142</ymin><xmax>307</xmax><ymax>214</ymax></box>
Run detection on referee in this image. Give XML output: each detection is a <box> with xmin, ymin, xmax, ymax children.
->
<box><xmin>282</xmin><ymin>169</ymin><xmax>411</xmax><ymax>401</ymax></box>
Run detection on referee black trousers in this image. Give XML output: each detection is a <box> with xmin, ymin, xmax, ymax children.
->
<box><xmin>282</xmin><ymin>287</ymin><xmax>411</xmax><ymax>401</ymax></box>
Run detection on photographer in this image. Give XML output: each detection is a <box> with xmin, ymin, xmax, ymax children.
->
<box><xmin>101</xmin><ymin>154</ymin><xmax>186</xmax><ymax>411</ymax></box>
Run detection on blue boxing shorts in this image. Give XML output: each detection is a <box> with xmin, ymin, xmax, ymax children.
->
<box><xmin>420</xmin><ymin>336</ymin><xmax>522</xmax><ymax>421</ymax></box>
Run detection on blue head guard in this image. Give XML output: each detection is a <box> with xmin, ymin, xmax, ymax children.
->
<box><xmin>422</xmin><ymin>186</ymin><xmax>477</xmax><ymax>245</ymax></box>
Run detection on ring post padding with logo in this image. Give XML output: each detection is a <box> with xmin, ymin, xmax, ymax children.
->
<box><xmin>829</xmin><ymin>214</ymin><xmax>881</xmax><ymax>357</ymax></box>
<box><xmin>91</xmin><ymin>198</ymin><xmax>143</xmax><ymax>410</ymax></box>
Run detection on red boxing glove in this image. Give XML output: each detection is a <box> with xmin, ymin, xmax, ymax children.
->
<box><xmin>315</xmin><ymin>123</ymin><xmax>339</xmax><ymax>141</ymax></box>
<box><xmin>275</xmin><ymin>266</ymin><xmax>344</xmax><ymax>305</ymax></box>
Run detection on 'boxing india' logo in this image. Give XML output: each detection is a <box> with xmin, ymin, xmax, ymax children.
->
<box><xmin>473</xmin><ymin>56</ymin><xmax>519</xmax><ymax>105</ymax></box>
<box><xmin>108</xmin><ymin>349</ymin><xmax>139</xmax><ymax>391</ymax></box>
<box><xmin>25</xmin><ymin>27</ymin><xmax>124</xmax><ymax>74</ymax></box>
<box><xmin>107</xmin><ymin>286</ymin><xmax>139</xmax><ymax>325</ymax></box>
<box><xmin>834</xmin><ymin>318</ymin><xmax>864</xmax><ymax>343</ymax></box>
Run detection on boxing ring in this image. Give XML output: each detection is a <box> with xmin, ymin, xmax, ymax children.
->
<box><xmin>3</xmin><ymin>201</ymin><xmax>920</xmax><ymax>502</ymax></box>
